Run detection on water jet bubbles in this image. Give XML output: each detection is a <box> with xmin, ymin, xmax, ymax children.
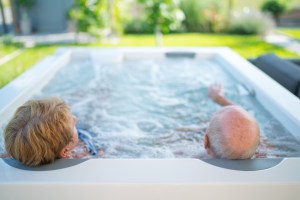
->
<box><xmin>31</xmin><ymin>56</ymin><xmax>300</xmax><ymax>159</ymax></box>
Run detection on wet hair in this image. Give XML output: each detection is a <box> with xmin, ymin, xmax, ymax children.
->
<box><xmin>207</xmin><ymin>105</ymin><xmax>260</xmax><ymax>159</ymax></box>
<box><xmin>4</xmin><ymin>97</ymin><xmax>74</xmax><ymax>166</ymax></box>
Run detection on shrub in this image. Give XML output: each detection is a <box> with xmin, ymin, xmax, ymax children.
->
<box><xmin>0</xmin><ymin>35</ymin><xmax>23</xmax><ymax>48</ymax></box>
<box><xmin>227</xmin><ymin>8</ymin><xmax>274</xmax><ymax>35</ymax></box>
<box><xmin>67</xmin><ymin>0</ymin><xmax>106</xmax><ymax>36</ymax></box>
<box><xmin>124</xmin><ymin>17</ymin><xmax>152</xmax><ymax>34</ymax></box>
<box><xmin>261</xmin><ymin>0</ymin><xmax>287</xmax><ymax>16</ymax></box>
<box><xmin>261</xmin><ymin>0</ymin><xmax>287</xmax><ymax>24</ymax></box>
<box><xmin>179</xmin><ymin>0</ymin><xmax>226</xmax><ymax>33</ymax></box>
<box><xmin>179</xmin><ymin>0</ymin><xmax>203</xmax><ymax>32</ymax></box>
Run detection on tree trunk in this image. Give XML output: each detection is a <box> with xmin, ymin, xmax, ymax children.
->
<box><xmin>0</xmin><ymin>0</ymin><xmax>8</xmax><ymax>34</ymax></box>
<box><xmin>9</xmin><ymin>0</ymin><xmax>20</xmax><ymax>34</ymax></box>
<box><xmin>227</xmin><ymin>0</ymin><xmax>235</xmax><ymax>25</ymax></box>
<box><xmin>155</xmin><ymin>24</ymin><xmax>162</xmax><ymax>47</ymax></box>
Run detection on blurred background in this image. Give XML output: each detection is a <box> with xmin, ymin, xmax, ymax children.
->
<box><xmin>0</xmin><ymin>0</ymin><xmax>300</xmax><ymax>88</ymax></box>
<box><xmin>1</xmin><ymin>0</ymin><xmax>299</xmax><ymax>36</ymax></box>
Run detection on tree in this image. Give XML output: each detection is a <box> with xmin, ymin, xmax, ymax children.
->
<box><xmin>68</xmin><ymin>0</ymin><xmax>125</xmax><ymax>42</ymax></box>
<box><xmin>14</xmin><ymin>0</ymin><xmax>35</xmax><ymax>34</ymax></box>
<box><xmin>261</xmin><ymin>0</ymin><xmax>287</xmax><ymax>25</ymax></box>
<box><xmin>105</xmin><ymin>0</ymin><xmax>124</xmax><ymax>40</ymax></box>
<box><xmin>9</xmin><ymin>0</ymin><xmax>20</xmax><ymax>33</ymax></box>
<box><xmin>0</xmin><ymin>0</ymin><xmax>8</xmax><ymax>34</ymax></box>
<box><xmin>137</xmin><ymin>0</ymin><xmax>184</xmax><ymax>46</ymax></box>
<box><xmin>67</xmin><ymin>0</ymin><xmax>107</xmax><ymax>37</ymax></box>
<box><xmin>179</xmin><ymin>0</ymin><xmax>225</xmax><ymax>33</ymax></box>
<box><xmin>227</xmin><ymin>0</ymin><xmax>235</xmax><ymax>25</ymax></box>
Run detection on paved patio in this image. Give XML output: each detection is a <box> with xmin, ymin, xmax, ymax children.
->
<box><xmin>13</xmin><ymin>32</ymin><xmax>96</xmax><ymax>47</ymax></box>
<box><xmin>264</xmin><ymin>33</ymin><xmax>300</xmax><ymax>56</ymax></box>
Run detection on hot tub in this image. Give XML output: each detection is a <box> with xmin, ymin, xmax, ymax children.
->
<box><xmin>0</xmin><ymin>47</ymin><xmax>300</xmax><ymax>200</ymax></box>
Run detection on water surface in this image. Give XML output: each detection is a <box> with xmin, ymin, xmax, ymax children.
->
<box><xmin>1</xmin><ymin>56</ymin><xmax>299</xmax><ymax>158</ymax></box>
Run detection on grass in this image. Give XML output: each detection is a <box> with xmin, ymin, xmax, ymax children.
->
<box><xmin>233</xmin><ymin>0</ymin><xmax>300</xmax><ymax>10</ymax></box>
<box><xmin>0</xmin><ymin>45</ymin><xmax>58</xmax><ymax>88</ymax></box>
<box><xmin>0</xmin><ymin>45</ymin><xmax>21</xmax><ymax>59</ymax></box>
<box><xmin>277</xmin><ymin>28</ymin><xmax>300</xmax><ymax>40</ymax></box>
<box><xmin>90</xmin><ymin>33</ymin><xmax>298</xmax><ymax>58</ymax></box>
<box><xmin>0</xmin><ymin>33</ymin><xmax>299</xmax><ymax>88</ymax></box>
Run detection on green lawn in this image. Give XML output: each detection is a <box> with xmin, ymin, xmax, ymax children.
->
<box><xmin>0</xmin><ymin>45</ymin><xmax>58</xmax><ymax>88</ymax></box>
<box><xmin>277</xmin><ymin>28</ymin><xmax>300</xmax><ymax>40</ymax></box>
<box><xmin>0</xmin><ymin>33</ymin><xmax>299</xmax><ymax>88</ymax></box>
<box><xmin>93</xmin><ymin>33</ymin><xmax>298</xmax><ymax>58</ymax></box>
<box><xmin>0</xmin><ymin>45</ymin><xmax>21</xmax><ymax>59</ymax></box>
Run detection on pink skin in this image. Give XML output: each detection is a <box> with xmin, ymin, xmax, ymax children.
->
<box><xmin>205</xmin><ymin>82</ymin><xmax>232</xmax><ymax>157</ymax></box>
<box><xmin>208</xmin><ymin>82</ymin><xmax>234</xmax><ymax>106</ymax></box>
<box><xmin>59</xmin><ymin>115</ymin><xmax>79</xmax><ymax>158</ymax></box>
<box><xmin>204</xmin><ymin>134</ymin><xmax>214</xmax><ymax>157</ymax></box>
<box><xmin>204</xmin><ymin>83</ymin><xmax>260</xmax><ymax>159</ymax></box>
<box><xmin>59</xmin><ymin>115</ymin><xmax>105</xmax><ymax>159</ymax></box>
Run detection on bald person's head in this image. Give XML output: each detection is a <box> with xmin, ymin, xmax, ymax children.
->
<box><xmin>204</xmin><ymin>105</ymin><xmax>260</xmax><ymax>159</ymax></box>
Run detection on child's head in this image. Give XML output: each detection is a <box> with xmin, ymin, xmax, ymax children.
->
<box><xmin>4</xmin><ymin>97</ymin><xmax>78</xmax><ymax>167</ymax></box>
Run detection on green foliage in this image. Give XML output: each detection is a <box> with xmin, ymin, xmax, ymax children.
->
<box><xmin>179</xmin><ymin>0</ymin><xmax>203</xmax><ymax>32</ymax></box>
<box><xmin>227</xmin><ymin>9</ymin><xmax>274</xmax><ymax>35</ymax></box>
<box><xmin>108</xmin><ymin>0</ymin><xmax>125</xmax><ymax>35</ymax></box>
<box><xmin>179</xmin><ymin>0</ymin><xmax>226</xmax><ymax>33</ymax></box>
<box><xmin>261</xmin><ymin>0</ymin><xmax>287</xmax><ymax>17</ymax></box>
<box><xmin>0</xmin><ymin>35</ymin><xmax>23</xmax><ymax>59</ymax></box>
<box><xmin>67</xmin><ymin>0</ymin><xmax>107</xmax><ymax>36</ymax></box>
<box><xmin>0</xmin><ymin>45</ymin><xmax>57</xmax><ymax>88</ymax></box>
<box><xmin>0</xmin><ymin>35</ymin><xmax>23</xmax><ymax>47</ymax></box>
<box><xmin>14</xmin><ymin>0</ymin><xmax>35</xmax><ymax>8</ymax></box>
<box><xmin>277</xmin><ymin>28</ymin><xmax>300</xmax><ymax>40</ymax></box>
<box><xmin>136</xmin><ymin>0</ymin><xmax>184</xmax><ymax>33</ymax></box>
<box><xmin>67</xmin><ymin>0</ymin><xmax>126</xmax><ymax>37</ymax></box>
<box><xmin>124</xmin><ymin>17</ymin><xmax>152</xmax><ymax>34</ymax></box>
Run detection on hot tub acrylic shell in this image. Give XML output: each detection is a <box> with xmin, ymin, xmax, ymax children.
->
<box><xmin>0</xmin><ymin>47</ymin><xmax>300</xmax><ymax>200</ymax></box>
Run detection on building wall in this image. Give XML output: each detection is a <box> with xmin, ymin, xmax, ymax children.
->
<box><xmin>279</xmin><ymin>8</ymin><xmax>300</xmax><ymax>27</ymax></box>
<box><xmin>29</xmin><ymin>0</ymin><xmax>73</xmax><ymax>33</ymax></box>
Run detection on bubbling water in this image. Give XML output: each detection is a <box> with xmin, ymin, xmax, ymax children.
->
<box><xmin>1</xmin><ymin>56</ymin><xmax>300</xmax><ymax>158</ymax></box>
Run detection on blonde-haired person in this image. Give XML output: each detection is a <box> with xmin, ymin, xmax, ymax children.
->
<box><xmin>3</xmin><ymin>97</ymin><xmax>96</xmax><ymax>167</ymax></box>
<box><xmin>204</xmin><ymin>83</ymin><xmax>260</xmax><ymax>159</ymax></box>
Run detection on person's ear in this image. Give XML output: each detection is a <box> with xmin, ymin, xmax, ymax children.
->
<box><xmin>72</xmin><ymin>115</ymin><xmax>77</xmax><ymax>125</ymax></box>
<box><xmin>204</xmin><ymin>134</ymin><xmax>210</xmax><ymax>149</ymax></box>
<box><xmin>60</xmin><ymin>147</ymin><xmax>70</xmax><ymax>158</ymax></box>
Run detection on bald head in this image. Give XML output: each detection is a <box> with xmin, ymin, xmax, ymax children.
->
<box><xmin>205</xmin><ymin>105</ymin><xmax>260</xmax><ymax>159</ymax></box>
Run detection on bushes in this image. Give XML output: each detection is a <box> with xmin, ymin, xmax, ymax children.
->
<box><xmin>67</xmin><ymin>0</ymin><xmax>127</xmax><ymax>37</ymax></box>
<box><xmin>261</xmin><ymin>0</ymin><xmax>287</xmax><ymax>21</ymax></box>
<box><xmin>0</xmin><ymin>35</ymin><xmax>23</xmax><ymax>48</ymax></box>
<box><xmin>67</xmin><ymin>0</ymin><xmax>106</xmax><ymax>36</ymax></box>
<box><xmin>227</xmin><ymin>9</ymin><xmax>274</xmax><ymax>35</ymax></box>
<box><xmin>261</xmin><ymin>0</ymin><xmax>288</xmax><ymax>25</ymax></box>
<box><xmin>179</xmin><ymin>0</ymin><xmax>226</xmax><ymax>33</ymax></box>
<box><xmin>124</xmin><ymin>17</ymin><xmax>152</xmax><ymax>34</ymax></box>
<box><xmin>127</xmin><ymin>0</ymin><xmax>274</xmax><ymax>35</ymax></box>
<box><xmin>179</xmin><ymin>0</ymin><xmax>202</xmax><ymax>32</ymax></box>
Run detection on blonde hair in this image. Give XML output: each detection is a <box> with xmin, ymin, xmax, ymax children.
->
<box><xmin>4</xmin><ymin>97</ymin><xmax>74</xmax><ymax>166</ymax></box>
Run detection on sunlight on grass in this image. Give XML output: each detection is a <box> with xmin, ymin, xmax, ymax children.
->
<box><xmin>0</xmin><ymin>46</ymin><xmax>58</xmax><ymax>88</ymax></box>
<box><xmin>0</xmin><ymin>45</ymin><xmax>20</xmax><ymax>59</ymax></box>
<box><xmin>277</xmin><ymin>28</ymin><xmax>300</xmax><ymax>40</ymax></box>
<box><xmin>94</xmin><ymin>33</ymin><xmax>298</xmax><ymax>58</ymax></box>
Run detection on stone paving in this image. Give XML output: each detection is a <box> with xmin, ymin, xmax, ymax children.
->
<box><xmin>264</xmin><ymin>32</ymin><xmax>300</xmax><ymax>56</ymax></box>
<box><xmin>13</xmin><ymin>32</ymin><xmax>96</xmax><ymax>47</ymax></box>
